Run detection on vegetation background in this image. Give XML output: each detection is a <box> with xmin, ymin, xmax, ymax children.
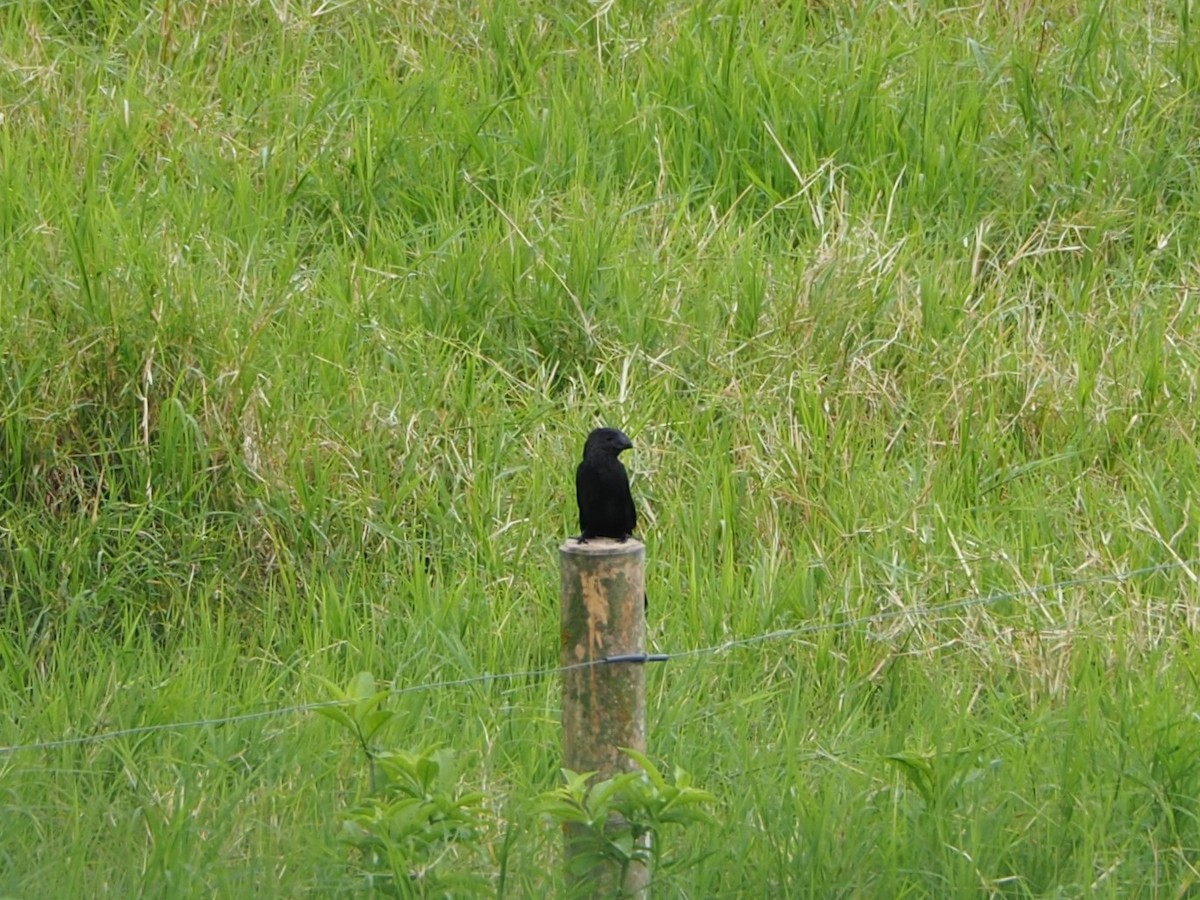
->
<box><xmin>3</xmin><ymin>0</ymin><xmax>1200</xmax><ymax>894</ymax></box>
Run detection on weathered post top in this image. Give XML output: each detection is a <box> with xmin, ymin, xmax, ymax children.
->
<box><xmin>559</xmin><ymin>537</ymin><xmax>646</xmax><ymax>555</ymax></box>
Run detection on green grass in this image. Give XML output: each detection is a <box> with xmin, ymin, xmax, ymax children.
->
<box><xmin>3</xmin><ymin>0</ymin><xmax>1200</xmax><ymax>894</ymax></box>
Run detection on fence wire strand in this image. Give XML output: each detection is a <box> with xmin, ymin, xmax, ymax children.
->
<box><xmin>0</xmin><ymin>559</ymin><xmax>1192</xmax><ymax>757</ymax></box>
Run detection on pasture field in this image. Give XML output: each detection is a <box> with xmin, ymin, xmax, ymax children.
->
<box><xmin>3</xmin><ymin>0</ymin><xmax>1200</xmax><ymax>894</ymax></box>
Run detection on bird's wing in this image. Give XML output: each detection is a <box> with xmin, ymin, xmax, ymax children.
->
<box><xmin>618</xmin><ymin>464</ymin><xmax>637</xmax><ymax>533</ymax></box>
<box><xmin>575</xmin><ymin>460</ymin><xmax>593</xmax><ymax>534</ymax></box>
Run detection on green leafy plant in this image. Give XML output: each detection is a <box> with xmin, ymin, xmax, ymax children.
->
<box><xmin>316</xmin><ymin>673</ymin><xmax>492</xmax><ymax>897</ymax></box>
<box><xmin>538</xmin><ymin>749</ymin><xmax>718</xmax><ymax>883</ymax></box>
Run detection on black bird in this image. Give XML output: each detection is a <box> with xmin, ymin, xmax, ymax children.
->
<box><xmin>575</xmin><ymin>427</ymin><xmax>637</xmax><ymax>542</ymax></box>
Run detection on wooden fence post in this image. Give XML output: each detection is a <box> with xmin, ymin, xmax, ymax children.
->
<box><xmin>560</xmin><ymin>537</ymin><xmax>649</xmax><ymax>898</ymax></box>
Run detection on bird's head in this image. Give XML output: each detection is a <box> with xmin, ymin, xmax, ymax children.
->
<box><xmin>583</xmin><ymin>427</ymin><xmax>633</xmax><ymax>458</ymax></box>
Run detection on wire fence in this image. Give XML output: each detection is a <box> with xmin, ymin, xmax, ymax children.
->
<box><xmin>0</xmin><ymin>558</ymin><xmax>1194</xmax><ymax>757</ymax></box>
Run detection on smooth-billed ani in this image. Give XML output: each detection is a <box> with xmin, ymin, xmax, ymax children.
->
<box><xmin>575</xmin><ymin>427</ymin><xmax>637</xmax><ymax>542</ymax></box>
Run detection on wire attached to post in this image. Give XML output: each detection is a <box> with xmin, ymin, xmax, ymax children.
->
<box><xmin>1</xmin><ymin>559</ymin><xmax>1193</xmax><ymax>756</ymax></box>
<box><xmin>603</xmin><ymin>653</ymin><xmax>670</xmax><ymax>665</ymax></box>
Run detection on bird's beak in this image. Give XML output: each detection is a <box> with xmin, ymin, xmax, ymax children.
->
<box><xmin>617</xmin><ymin>431</ymin><xmax>633</xmax><ymax>451</ymax></box>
